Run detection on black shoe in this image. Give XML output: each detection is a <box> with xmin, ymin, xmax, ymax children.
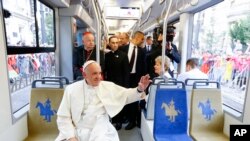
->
<box><xmin>136</xmin><ymin>123</ymin><xmax>141</xmax><ymax>128</ymax></box>
<box><xmin>115</xmin><ymin>123</ymin><xmax>122</xmax><ymax>130</ymax></box>
<box><xmin>122</xmin><ymin>117</ymin><xmax>129</xmax><ymax>124</ymax></box>
<box><xmin>125</xmin><ymin>122</ymin><xmax>136</xmax><ymax>130</ymax></box>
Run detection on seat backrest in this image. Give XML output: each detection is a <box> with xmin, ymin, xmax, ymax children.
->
<box><xmin>28</xmin><ymin>80</ymin><xmax>65</xmax><ymax>135</ymax></box>
<box><xmin>189</xmin><ymin>82</ymin><xmax>224</xmax><ymax>136</ymax></box>
<box><xmin>153</xmin><ymin>83</ymin><xmax>188</xmax><ymax>137</ymax></box>
<box><xmin>185</xmin><ymin>79</ymin><xmax>208</xmax><ymax>86</ymax></box>
<box><xmin>146</xmin><ymin>77</ymin><xmax>165</xmax><ymax>119</ymax></box>
<box><xmin>41</xmin><ymin>76</ymin><xmax>70</xmax><ymax>85</ymax></box>
<box><xmin>185</xmin><ymin>79</ymin><xmax>209</xmax><ymax>119</ymax></box>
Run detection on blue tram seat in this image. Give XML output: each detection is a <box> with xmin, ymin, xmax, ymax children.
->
<box><xmin>145</xmin><ymin>77</ymin><xmax>165</xmax><ymax>120</ymax></box>
<box><xmin>24</xmin><ymin>79</ymin><xmax>66</xmax><ymax>141</ymax></box>
<box><xmin>189</xmin><ymin>81</ymin><xmax>229</xmax><ymax>141</ymax></box>
<box><xmin>153</xmin><ymin>82</ymin><xmax>192</xmax><ymax>141</ymax></box>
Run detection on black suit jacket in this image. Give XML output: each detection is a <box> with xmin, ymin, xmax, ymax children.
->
<box><xmin>143</xmin><ymin>44</ymin><xmax>158</xmax><ymax>77</ymax></box>
<box><xmin>149</xmin><ymin>43</ymin><xmax>181</xmax><ymax>63</ymax></box>
<box><xmin>146</xmin><ymin>43</ymin><xmax>181</xmax><ymax>78</ymax></box>
<box><xmin>104</xmin><ymin>50</ymin><xmax>130</xmax><ymax>87</ymax></box>
<box><xmin>73</xmin><ymin>45</ymin><xmax>105</xmax><ymax>79</ymax></box>
<box><xmin>119</xmin><ymin>43</ymin><xmax>146</xmax><ymax>76</ymax></box>
<box><xmin>143</xmin><ymin>44</ymin><xmax>158</xmax><ymax>55</ymax></box>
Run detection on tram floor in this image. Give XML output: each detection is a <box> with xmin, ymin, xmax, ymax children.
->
<box><xmin>118</xmin><ymin>123</ymin><xmax>143</xmax><ymax>141</ymax></box>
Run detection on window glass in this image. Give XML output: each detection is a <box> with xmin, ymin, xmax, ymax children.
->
<box><xmin>37</xmin><ymin>1</ymin><xmax>55</xmax><ymax>47</ymax></box>
<box><xmin>192</xmin><ymin>0</ymin><xmax>250</xmax><ymax>112</ymax></box>
<box><xmin>3</xmin><ymin>0</ymin><xmax>36</xmax><ymax>47</ymax></box>
<box><xmin>2</xmin><ymin>0</ymin><xmax>55</xmax><ymax>50</ymax></box>
<box><xmin>8</xmin><ymin>53</ymin><xmax>55</xmax><ymax>113</ymax></box>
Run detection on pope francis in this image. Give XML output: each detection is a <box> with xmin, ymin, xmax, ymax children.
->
<box><xmin>56</xmin><ymin>60</ymin><xmax>151</xmax><ymax>141</ymax></box>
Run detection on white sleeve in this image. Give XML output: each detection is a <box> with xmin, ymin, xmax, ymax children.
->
<box><xmin>56</xmin><ymin>87</ymin><xmax>76</xmax><ymax>140</ymax></box>
<box><xmin>57</xmin><ymin>116</ymin><xmax>76</xmax><ymax>140</ymax></box>
<box><xmin>125</xmin><ymin>88</ymin><xmax>146</xmax><ymax>104</ymax></box>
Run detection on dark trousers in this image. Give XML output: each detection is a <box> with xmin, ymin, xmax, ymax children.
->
<box><xmin>112</xmin><ymin>107</ymin><xmax>125</xmax><ymax>124</ymax></box>
<box><xmin>125</xmin><ymin>73</ymin><xmax>141</xmax><ymax>125</ymax></box>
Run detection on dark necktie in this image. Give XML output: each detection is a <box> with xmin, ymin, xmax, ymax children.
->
<box><xmin>147</xmin><ymin>46</ymin><xmax>150</xmax><ymax>52</ymax></box>
<box><xmin>129</xmin><ymin>46</ymin><xmax>136</xmax><ymax>70</ymax></box>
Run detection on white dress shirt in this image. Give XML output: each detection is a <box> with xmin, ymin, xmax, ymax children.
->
<box><xmin>128</xmin><ymin>43</ymin><xmax>138</xmax><ymax>73</ymax></box>
<box><xmin>177</xmin><ymin>68</ymin><xmax>208</xmax><ymax>85</ymax></box>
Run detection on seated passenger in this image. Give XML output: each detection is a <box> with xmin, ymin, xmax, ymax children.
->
<box><xmin>56</xmin><ymin>60</ymin><xmax>151</xmax><ymax>141</ymax></box>
<box><xmin>177</xmin><ymin>58</ymin><xmax>208</xmax><ymax>83</ymax></box>
<box><xmin>154</xmin><ymin>55</ymin><xmax>172</xmax><ymax>79</ymax></box>
<box><xmin>145</xmin><ymin>55</ymin><xmax>171</xmax><ymax>105</ymax></box>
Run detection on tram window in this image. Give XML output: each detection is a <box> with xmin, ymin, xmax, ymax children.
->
<box><xmin>191</xmin><ymin>0</ymin><xmax>250</xmax><ymax>113</ymax></box>
<box><xmin>2</xmin><ymin>0</ymin><xmax>55</xmax><ymax>54</ymax></box>
<box><xmin>36</xmin><ymin>0</ymin><xmax>55</xmax><ymax>48</ymax></box>
<box><xmin>8</xmin><ymin>52</ymin><xmax>55</xmax><ymax>114</ymax></box>
<box><xmin>2</xmin><ymin>0</ymin><xmax>36</xmax><ymax>47</ymax></box>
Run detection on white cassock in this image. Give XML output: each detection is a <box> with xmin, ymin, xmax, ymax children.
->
<box><xmin>55</xmin><ymin>80</ymin><xmax>145</xmax><ymax>141</ymax></box>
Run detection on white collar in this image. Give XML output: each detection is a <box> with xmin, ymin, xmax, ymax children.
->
<box><xmin>83</xmin><ymin>80</ymin><xmax>98</xmax><ymax>90</ymax></box>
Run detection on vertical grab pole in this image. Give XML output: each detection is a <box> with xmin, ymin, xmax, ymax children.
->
<box><xmin>161</xmin><ymin>0</ymin><xmax>173</xmax><ymax>77</ymax></box>
<box><xmin>92</xmin><ymin>0</ymin><xmax>101</xmax><ymax>64</ymax></box>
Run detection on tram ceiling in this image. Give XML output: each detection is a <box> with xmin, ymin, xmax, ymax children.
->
<box><xmin>139</xmin><ymin>0</ymin><xmax>224</xmax><ymax>32</ymax></box>
<box><xmin>96</xmin><ymin>0</ymin><xmax>142</xmax><ymax>34</ymax></box>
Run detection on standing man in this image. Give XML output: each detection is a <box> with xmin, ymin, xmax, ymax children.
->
<box><xmin>143</xmin><ymin>36</ymin><xmax>156</xmax><ymax>54</ymax></box>
<box><xmin>73</xmin><ymin>32</ymin><xmax>105</xmax><ymax>80</ymax></box>
<box><xmin>104</xmin><ymin>36</ymin><xmax>130</xmax><ymax>130</ymax></box>
<box><xmin>144</xmin><ymin>36</ymin><xmax>157</xmax><ymax>78</ymax></box>
<box><xmin>148</xmin><ymin>25</ymin><xmax>181</xmax><ymax>78</ymax></box>
<box><xmin>119</xmin><ymin>31</ymin><xmax>146</xmax><ymax>130</ymax></box>
<box><xmin>119</xmin><ymin>32</ymin><xmax>130</xmax><ymax>46</ymax></box>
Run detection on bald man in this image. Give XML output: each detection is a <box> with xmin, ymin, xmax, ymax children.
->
<box><xmin>56</xmin><ymin>60</ymin><xmax>151</xmax><ymax>141</ymax></box>
<box><xmin>119</xmin><ymin>32</ymin><xmax>130</xmax><ymax>46</ymax></box>
<box><xmin>119</xmin><ymin>31</ymin><xmax>146</xmax><ymax>130</ymax></box>
<box><xmin>73</xmin><ymin>32</ymin><xmax>105</xmax><ymax>80</ymax></box>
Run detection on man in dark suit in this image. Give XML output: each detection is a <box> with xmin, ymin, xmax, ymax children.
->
<box><xmin>104</xmin><ymin>36</ymin><xmax>130</xmax><ymax>130</ymax></box>
<box><xmin>143</xmin><ymin>36</ymin><xmax>156</xmax><ymax>53</ymax></box>
<box><xmin>119</xmin><ymin>31</ymin><xmax>146</xmax><ymax>130</ymax></box>
<box><xmin>73</xmin><ymin>32</ymin><xmax>105</xmax><ymax>80</ymax></box>
<box><xmin>143</xmin><ymin>36</ymin><xmax>158</xmax><ymax>78</ymax></box>
<box><xmin>147</xmin><ymin>25</ymin><xmax>181</xmax><ymax>78</ymax></box>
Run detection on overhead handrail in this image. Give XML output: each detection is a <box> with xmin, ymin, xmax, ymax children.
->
<box><xmin>139</xmin><ymin>7</ymin><xmax>152</xmax><ymax>27</ymax></box>
<box><xmin>177</xmin><ymin>0</ymin><xmax>200</xmax><ymax>13</ymax></box>
<box><xmin>160</xmin><ymin>0</ymin><xmax>167</xmax><ymax>18</ymax></box>
<box><xmin>92</xmin><ymin>0</ymin><xmax>101</xmax><ymax>64</ymax></box>
<box><xmin>190</xmin><ymin>0</ymin><xmax>199</xmax><ymax>6</ymax></box>
<box><xmin>161</xmin><ymin>0</ymin><xmax>173</xmax><ymax>77</ymax></box>
<box><xmin>176</xmin><ymin>0</ymin><xmax>185</xmax><ymax>13</ymax></box>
